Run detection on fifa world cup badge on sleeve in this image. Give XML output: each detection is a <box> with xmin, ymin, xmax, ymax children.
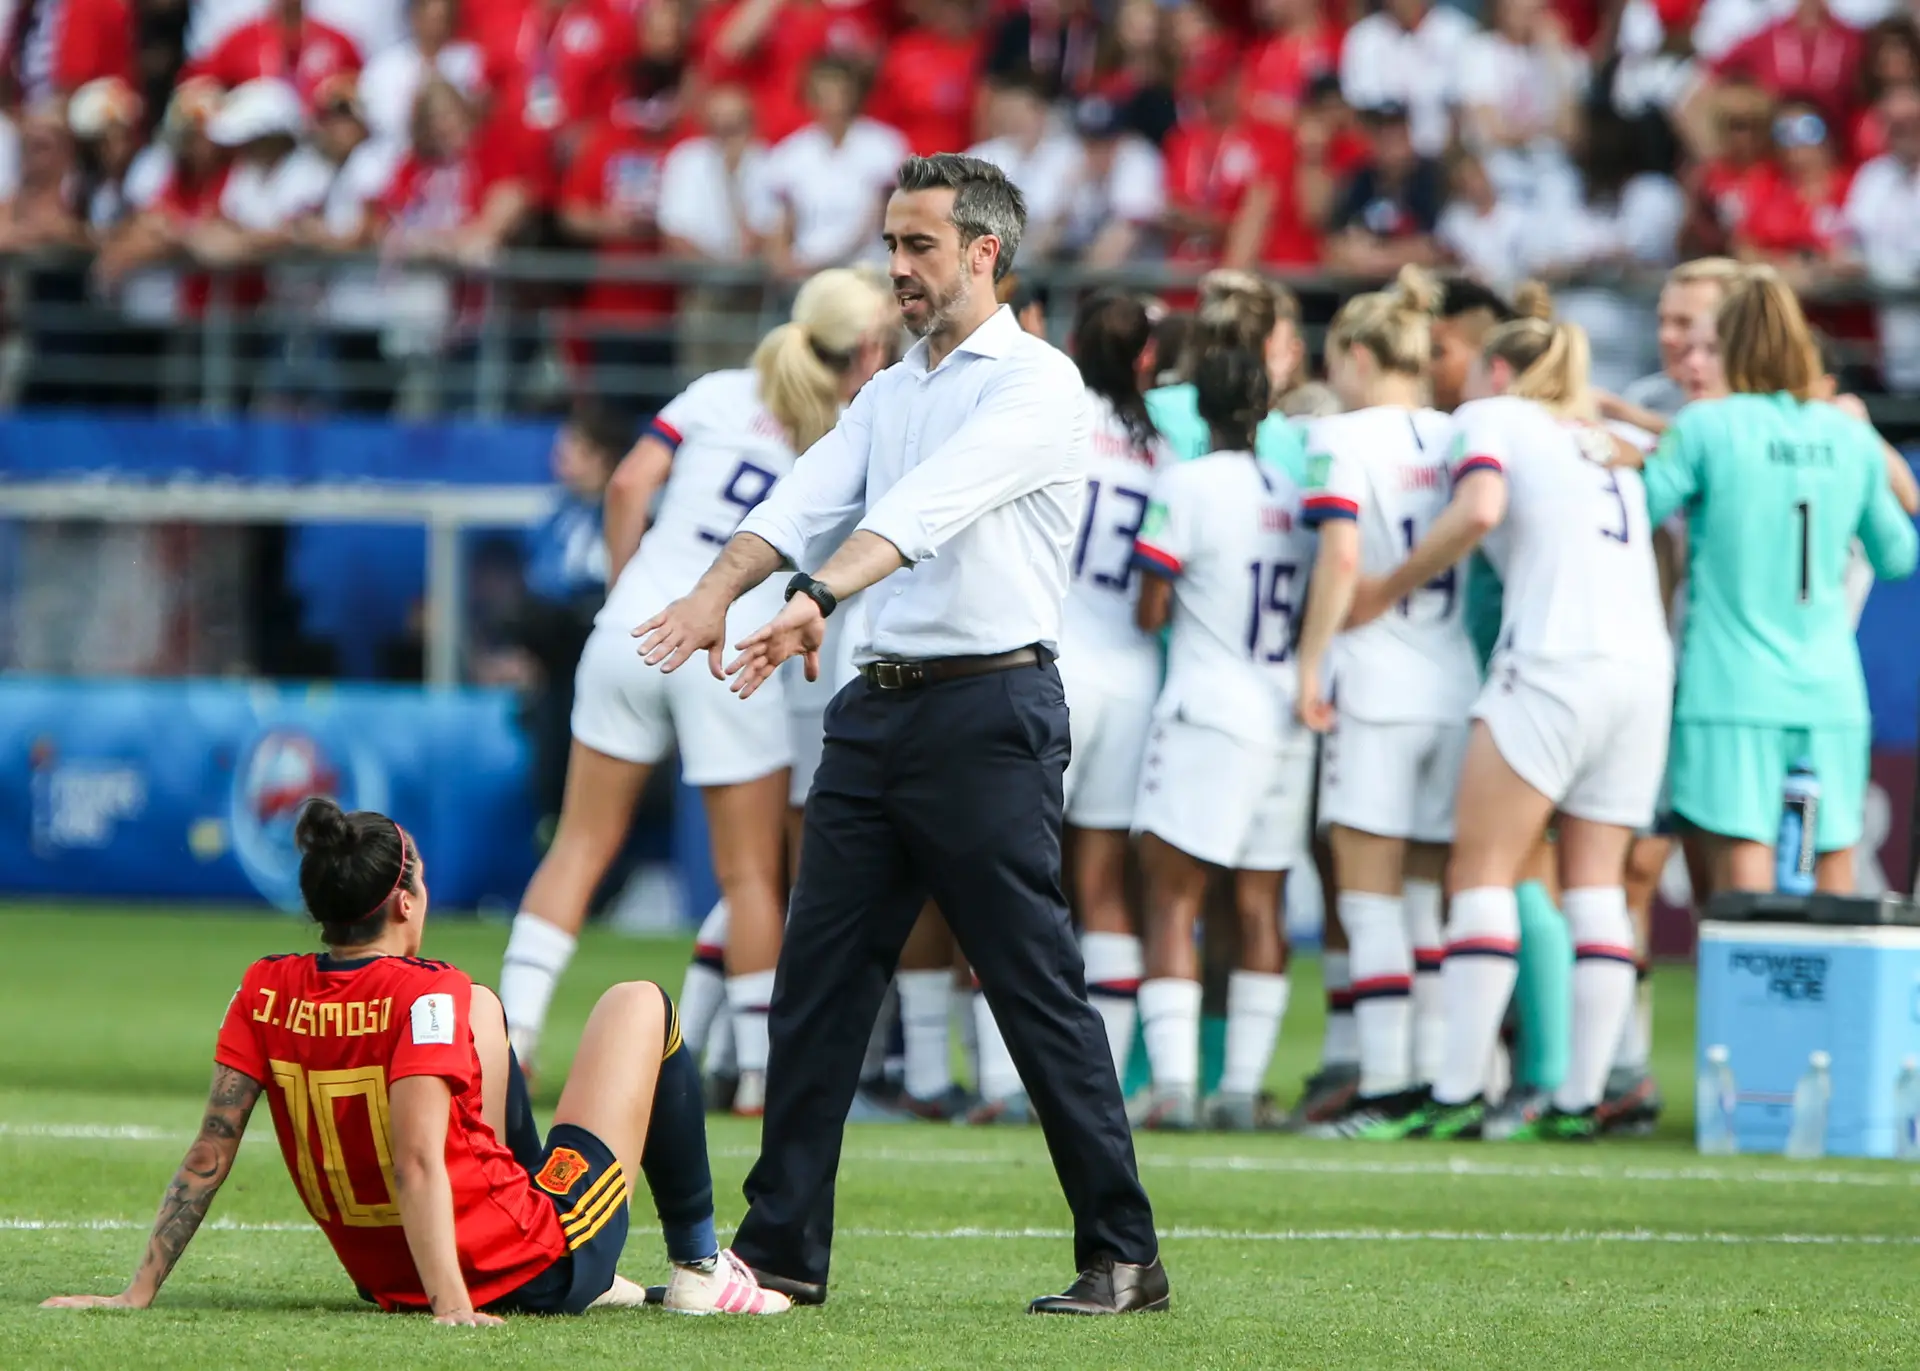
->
<box><xmin>1306</xmin><ymin>452</ymin><xmax>1332</xmax><ymax>488</ymax></box>
<box><xmin>1140</xmin><ymin>502</ymin><xmax>1169</xmax><ymax>541</ymax></box>
<box><xmin>410</xmin><ymin>993</ymin><xmax>455</xmax><ymax>1045</ymax></box>
<box><xmin>534</xmin><ymin>1148</ymin><xmax>592</xmax><ymax>1195</ymax></box>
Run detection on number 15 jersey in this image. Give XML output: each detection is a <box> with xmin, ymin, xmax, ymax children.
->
<box><xmin>1133</xmin><ymin>450</ymin><xmax>1312</xmax><ymax>747</ymax></box>
<box><xmin>1303</xmin><ymin>406</ymin><xmax>1476</xmax><ymax>723</ymax></box>
<box><xmin>215</xmin><ymin>953</ymin><xmax>567</xmax><ymax>1311</ymax></box>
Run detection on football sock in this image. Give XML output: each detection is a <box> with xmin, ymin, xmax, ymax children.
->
<box><xmin>975</xmin><ymin>993</ymin><xmax>1023</xmax><ymax>1101</ymax></box>
<box><xmin>706</xmin><ymin>1003</ymin><xmax>737</xmax><ymax>1075</ymax></box>
<box><xmin>955</xmin><ymin>978</ymin><xmax>981</xmax><ymax>1088</ymax></box>
<box><xmin>1404</xmin><ymin>879</ymin><xmax>1447</xmax><ymax>1088</ymax></box>
<box><xmin>1514</xmin><ymin>880</ymin><xmax>1572</xmax><ymax>1092</ymax></box>
<box><xmin>860</xmin><ymin>979</ymin><xmax>898</xmax><ymax>1085</ymax></box>
<box><xmin>1219</xmin><ymin>969</ymin><xmax>1289</xmax><ymax>1095</ymax></box>
<box><xmin>725</xmin><ymin>969</ymin><xmax>777</xmax><ymax>1076</ymax></box>
<box><xmin>1342</xmin><ymin>890</ymin><xmax>1413</xmax><ymax>1098</ymax></box>
<box><xmin>1081</xmin><ymin>931</ymin><xmax>1144</xmax><ymax>1080</ymax></box>
<box><xmin>643</xmin><ymin>991</ymin><xmax>719</xmax><ymax>1265</ymax></box>
<box><xmin>1432</xmin><ymin>887</ymin><xmax>1520</xmax><ymax>1106</ymax></box>
<box><xmin>677</xmin><ymin>900</ymin><xmax>730</xmax><ymax>1058</ymax></box>
<box><xmin>897</xmin><ymin>969</ymin><xmax>954</xmax><ymax>1101</ymax></box>
<box><xmin>1138</xmin><ymin>977</ymin><xmax>1203</xmax><ymax>1095</ymax></box>
<box><xmin>1615</xmin><ymin>963</ymin><xmax>1654</xmax><ymax>1073</ymax></box>
<box><xmin>1556</xmin><ymin>887</ymin><xmax>1638</xmax><ymax>1114</ymax></box>
<box><xmin>500</xmin><ymin>913</ymin><xmax>576</xmax><ymax>1066</ymax></box>
<box><xmin>1320</xmin><ymin>950</ymin><xmax>1358</xmax><ymax>1068</ymax></box>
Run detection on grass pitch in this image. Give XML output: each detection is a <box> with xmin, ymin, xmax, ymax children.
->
<box><xmin>1</xmin><ymin>905</ymin><xmax>1916</xmax><ymax>1370</ymax></box>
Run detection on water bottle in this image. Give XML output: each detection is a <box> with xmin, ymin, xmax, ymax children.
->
<box><xmin>1775</xmin><ymin>760</ymin><xmax>1820</xmax><ymax>896</ymax></box>
<box><xmin>1697</xmin><ymin>1045</ymin><xmax>1739</xmax><ymax>1155</ymax></box>
<box><xmin>1895</xmin><ymin>1057</ymin><xmax>1920</xmax><ymax>1161</ymax></box>
<box><xmin>1784</xmin><ymin>1050</ymin><xmax>1832</xmax><ymax>1159</ymax></box>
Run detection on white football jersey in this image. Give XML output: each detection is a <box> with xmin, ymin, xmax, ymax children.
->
<box><xmin>602</xmin><ymin>369</ymin><xmax>799</xmax><ymax>629</ymax></box>
<box><xmin>1060</xmin><ymin>390</ymin><xmax>1168</xmax><ymax>686</ymax></box>
<box><xmin>1134</xmin><ymin>451</ymin><xmax>1314</xmax><ymax>746</ymax></box>
<box><xmin>1452</xmin><ymin>396</ymin><xmax>1670</xmax><ymax>668</ymax></box>
<box><xmin>1303</xmin><ymin>405</ymin><xmax>1477</xmax><ymax>723</ymax></box>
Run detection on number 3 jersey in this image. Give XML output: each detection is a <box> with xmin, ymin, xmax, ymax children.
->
<box><xmin>1132</xmin><ymin>450</ymin><xmax>1312</xmax><ymax>746</ymax></box>
<box><xmin>215</xmin><ymin>953</ymin><xmax>568</xmax><ymax>1311</ymax></box>
<box><xmin>1451</xmin><ymin>396</ymin><xmax>1670</xmax><ymax>671</ymax></box>
<box><xmin>600</xmin><ymin>368</ymin><xmax>799</xmax><ymax>634</ymax></box>
<box><xmin>1302</xmin><ymin>406</ymin><xmax>1476</xmax><ymax>723</ymax></box>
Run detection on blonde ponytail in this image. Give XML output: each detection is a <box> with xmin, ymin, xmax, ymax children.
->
<box><xmin>1327</xmin><ymin>263</ymin><xmax>1443</xmax><ymax>376</ymax></box>
<box><xmin>1481</xmin><ymin>282</ymin><xmax>1594</xmax><ymax>418</ymax></box>
<box><xmin>754</xmin><ymin>267</ymin><xmax>889</xmax><ymax>452</ymax></box>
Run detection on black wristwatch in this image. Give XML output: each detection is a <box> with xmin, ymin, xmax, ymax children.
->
<box><xmin>784</xmin><ymin>572</ymin><xmax>838</xmax><ymax>619</ymax></box>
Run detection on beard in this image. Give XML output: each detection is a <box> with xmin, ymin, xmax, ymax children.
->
<box><xmin>903</xmin><ymin>272</ymin><xmax>973</xmax><ymax>338</ymax></box>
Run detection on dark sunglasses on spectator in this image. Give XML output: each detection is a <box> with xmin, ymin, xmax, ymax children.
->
<box><xmin>1722</xmin><ymin>115</ymin><xmax>1765</xmax><ymax>132</ymax></box>
<box><xmin>1773</xmin><ymin>111</ymin><xmax>1827</xmax><ymax>147</ymax></box>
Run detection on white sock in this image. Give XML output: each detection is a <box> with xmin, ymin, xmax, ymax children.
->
<box><xmin>974</xmin><ymin>993</ymin><xmax>1023</xmax><ymax>1101</ymax></box>
<box><xmin>1081</xmin><ymin>931</ymin><xmax>1143</xmax><ymax>1080</ymax></box>
<box><xmin>725</xmin><ymin>969</ymin><xmax>777</xmax><ymax>1075</ymax></box>
<box><xmin>500</xmin><ymin>913</ymin><xmax>577</xmax><ymax>1065</ymax></box>
<box><xmin>1555</xmin><ymin>887</ymin><xmax>1638</xmax><ymax>1114</ymax></box>
<box><xmin>1321</xmin><ymin>950</ymin><xmax>1358</xmax><ymax>1068</ymax></box>
<box><xmin>860</xmin><ymin>980</ymin><xmax>898</xmax><ymax>1083</ymax></box>
<box><xmin>954</xmin><ymin>979</ymin><xmax>981</xmax><ymax>1088</ymax></box>
<box><xmin>1219</xmin><ymin>969</ymin><xmax>1290</xmax><ymax>1095</ymax></box>
<box><xmin>1432</xmin><ymin>887</ymin><xmax>1520</xmax><ymax>1106</ymax></box>
<box><xmin>678</xmin><ymin>900</ymin><xmax>731</xmax><ymax>1058</ymax></box>
<box><xmin>1613</xmin><ymin>951</ymin><xmax>1653</xmax><ymax>1073</ymax></box>
<box><xmin>1341</xmin><ymin>890</ymin><xmax>1413</xmax><ymax>1098</ymax></box>
<box><xmin>707</xmin><ymin>1001</ymin><xmax>737</xmax><ymax>1074</ymax></box>
<box><xmin>1138</xmin><ymin>977</ymin><xmax>1202</xmax><ymax>1095</ymax></box>
<box><xmin>896</xmin><ymin>969</ymin><xmax>953</xmax><ymax>1101</ymax></box>
<box><xmin>1404</xmin><ymin>879</ymin><xmax>1447</xmax><ymax>1088</ymax></box>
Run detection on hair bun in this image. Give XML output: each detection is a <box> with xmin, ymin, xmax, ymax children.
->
<box><xmin>295</xmin><ymin>797</ymin><xmax>356</xmax><ymax>858</ymax></box>
<box><xmin>1392</xmin><ymin>264</ymin><xmax>1443</xmax><ymax>318</ymax></box>
<box><xmin>1512</xmin><ymin>279</ymin><xmax>1555</xmax><ymax>322</ymax></box>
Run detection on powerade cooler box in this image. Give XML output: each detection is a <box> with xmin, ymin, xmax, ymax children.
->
<box><xmin>1697</xmin><ymin>892</ymin><xmax>1920</xmax><ymax>1157</ymax></box>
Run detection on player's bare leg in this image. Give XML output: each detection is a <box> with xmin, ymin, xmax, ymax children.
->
<box><xmin>1815</xmin><ymin>846</ymin><xmax>1856</xmax><ymax>894</ymax></box>
<box><xmin>1137</xmin><ymin>832</ymin><xmax>1210</xmax><ymax>1129</ymax></box>
<box><xmin>556</xmin><ymin>981</ymin><xmax>788</xmax><ymax>1315</ymax></box>
<box><xmin>1206</xmin><ymin>868</ymin><xmax>1289</xmax><ymax>1130</ymax></box>
<box><xmin>502</xmin><ymin>743</ymin><xmax>652</xmax><ymax>1080</ymax></box>
<box><xmin>700</xmin><ymin>771</ymin><xmax>791</xmax><ymax>1116</ymax></box>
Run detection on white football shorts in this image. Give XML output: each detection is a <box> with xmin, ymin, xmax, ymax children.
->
<box><xmin>1317</xmin><ymin>716</ymin><xmax>1469</xmax><ymax>845</ymax></box>
<box><xmin>1133</xmin><ymin>716</ymin><xmax>1315</xmax><ymax>871</ymax></box>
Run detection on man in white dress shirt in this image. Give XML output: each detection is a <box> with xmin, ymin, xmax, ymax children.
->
<box><xmin>636</xmin><ymin>153</ymin><xmax>1165</xmax><ymax>1317</ymax></box>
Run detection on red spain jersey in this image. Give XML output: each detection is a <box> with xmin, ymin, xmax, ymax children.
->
<box><xmin>214</xmin><ymin>953</ymin><xmax>567</xmax><ymax>1311</ymax></box>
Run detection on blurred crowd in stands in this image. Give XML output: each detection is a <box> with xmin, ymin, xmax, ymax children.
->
<box><xmin>6</xmin><ymin>0</ymin><xmax>1920</xmax><ymax>407</ymax></box>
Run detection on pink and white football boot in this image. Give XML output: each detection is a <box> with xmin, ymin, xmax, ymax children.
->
<box><xmin>663</xmin><ymin>1249</ymin><xmax>793</xmax><ymax>1315</ymax></box>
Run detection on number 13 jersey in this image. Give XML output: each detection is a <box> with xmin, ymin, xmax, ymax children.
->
<box><xmin>1133</xmin><ymin>450</ymin><xmax>1312</xmax><ymax>746</ymax></box>
<box><xmin>215</xmin><ymin>954</ymin><xmax>567</xmax><ymax>1310</ymax></box>
<box><xmin>1303</xmin><ymin>405</ymin><xmax>1476</xmax><ymax>723</ymax></box>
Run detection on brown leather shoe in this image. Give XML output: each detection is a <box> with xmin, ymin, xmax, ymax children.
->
<box><xmin>1028</xmin><ymin>1255</ymin><xmax>1170</xmax><ymax>1315</ymax></box>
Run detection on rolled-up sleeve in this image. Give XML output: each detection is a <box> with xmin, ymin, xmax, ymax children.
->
<box><xmin>735</xmin><ymin>381</ymin><xmax>876</xmax><ymax>565</ymax></box>
<box><xmin>857</xmin><ymin>360</ymin><xmax>1086</xmax><ymax>562</ymax></box>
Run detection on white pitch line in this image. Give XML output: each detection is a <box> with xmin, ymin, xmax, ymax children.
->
<box><xmin>2</xmin><ymin>1217</ymin><xmax>1914</xmax><ymax>1247</ymax></box>
<box><xmin>11</xmin><ymin>1123</ymin><xmax>1917</xmax><ymax>1189</ymax></box>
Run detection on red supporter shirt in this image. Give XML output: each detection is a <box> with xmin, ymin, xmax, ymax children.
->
<box><xmin>1741</xmin><ymin>168</ymin><xmax>1853</xmax><ymax>256</ymax></box>
<box><xmin>867</xmin><ymin>29</ymin><xmax>981</xmax><ymax>155</ymax></box>
<box><xmin>185</xmin><ymin>17</ymin><xmax>363</xmax><ymax>106</ymax></box>
<box><xmin>562</xmin><ymin>113</ymin><xmax>678</xmax><ymax>320</ymax></box>
<box><xmin>1250</xmin><ymin>126</ymin><xmax>1324</xmax><ymax>266</ymax></box>
<box><xmin>1242</xmin><ymin>25</ymin><xmax>1341</xmax><ymax>121</ymax></box>
<box><xmin>1698</xmin><ymin>158</ymin><xmax>1780</xmax><ymax>237</ymax></box>
<box><xmin>1163</xmin><ymin>116</ymin><xmax>1267</xmax><ymax>266</ymax></box>
<box><xmin>214</xmin><ymin>954</ymin><xmax>566</xmax><ymax>1311</ymax></box>
<box><xmin>152</xmin><ymin>160</ymin><xmax>263</xmax><ymax>317</ymax></box>
<box><xmin>1711</xmin><ymin>17</ymin><xmax>1864</xmax><ymax>129</ymax></box>
<box><xmin>482</xmin><ymin>0</ymin><xmax>636</xmax><ymax>138</ymax></box>
<box><xmin>380</xmin><ymin>138</ymin><xmax>519</xmax><ymax>234</ymax></box>
<box><xmin>9</xmin><ymin>0</ymin><xmax>135</xmax><ymax>100</ymax></box>
<box><xmin>694</xmin><ymin>0</ymin><xmax>839</xmax><ymax>142</ymax></box>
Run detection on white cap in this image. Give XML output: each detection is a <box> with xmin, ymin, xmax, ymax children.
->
<box><xmin>1810</xmin><ymin>1050</ymin><xmax>1831</xmax><ymax>1070</ymax></box>
<box><xmin>207</xmin><ymin>79</ymin><xmax>305</xmax><ymax>148</ymax></box>
<box><xmin>1706</xmin><ymin>1045</ymin><xmax>1729</xmax><ymax>1065</ymax></box>
<box><xmin>68</xmin><ymin>77</ymin><xmax>141</xmax><ymax>139</ymax></box>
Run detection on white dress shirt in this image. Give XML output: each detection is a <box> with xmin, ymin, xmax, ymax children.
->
<box><xmin>737</xmin><ymin>305</ymin><xmax>1090</xmax><ymax>662</ymax></box>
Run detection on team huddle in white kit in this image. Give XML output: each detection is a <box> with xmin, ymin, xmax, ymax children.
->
<box><xmin>488</xmin><ymin>257</ymin><xmax>1683</xmax><ymax>1143</ymax></box>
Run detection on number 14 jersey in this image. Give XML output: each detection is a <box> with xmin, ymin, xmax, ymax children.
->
<box><xmin>1133</xmin><ymin>450</ymin><xmax>1312</xmax><ymax>747</ymax></box>
<box><xmin>1303</xmin><ymin>406</ymin><xmax>1476</xmax><ymax>724</ymax></box>
<box><xmin>215</xmin><ymin>953</ymin><xmax>567</xmax><ymax>1310</ymax></box>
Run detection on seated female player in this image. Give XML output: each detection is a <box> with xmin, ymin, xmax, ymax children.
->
<box><xmin>43</xmin><ymin>799</ymin><xmax>788</xmax><ymax>1322</ymax></box>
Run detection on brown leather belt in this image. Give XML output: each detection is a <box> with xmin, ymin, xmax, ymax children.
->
<box><xmin>860</xmin><ymin>646</ymin><xmax>1042</xmax><ymax>691</ymax></box>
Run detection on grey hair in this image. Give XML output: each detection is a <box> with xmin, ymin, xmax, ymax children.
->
<box><xmin>894</xmin><ymin>153</ymin><xmax>1025</xmax><ymax>283</ymax></box>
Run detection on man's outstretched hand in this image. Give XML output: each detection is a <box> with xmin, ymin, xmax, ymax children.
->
<box><xmin>633</xmin><ymin>589</ymin><xmax>731</xmax><ymax>679</ymax></box>
<box><xmin>726</xmin><ymin>594</ymin><xmax>826</xmax><ymax>699</ymax></box>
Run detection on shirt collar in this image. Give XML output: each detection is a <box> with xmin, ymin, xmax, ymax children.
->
<box><xmin>905</xmin><ymin>304</ymin><xmax>1021</xmax><ymax>373</ymax></box>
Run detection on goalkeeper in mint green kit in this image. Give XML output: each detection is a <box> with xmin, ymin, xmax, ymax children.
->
<box><xmin>1641</xmin><ymin>271</ymin><xmax>1918</xmax><ymax>892</ymax></box>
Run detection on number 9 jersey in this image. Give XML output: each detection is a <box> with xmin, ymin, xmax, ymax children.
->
<box><xmin>573</xmin><ymin>369</ymin><xmax>798</xmax><ymax>786</ymax></box>
<box><xmin>1130</xmin><ymin>449</ymin><xmax>1316</xmax><ymax>870</ymax></box>
<box><xmin>215</xmin><ymin>953</ymin><xmax>572</xmax><ymax>1311</ymax></box>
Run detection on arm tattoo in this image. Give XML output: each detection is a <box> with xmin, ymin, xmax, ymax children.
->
<box><xmin>132</xmin><ymin>1065</ymin><xmax>261</xmax><ymax>1299</ymax></box>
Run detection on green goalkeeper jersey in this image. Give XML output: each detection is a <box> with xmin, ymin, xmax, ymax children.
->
<box><xmin>1144</xmin><ymin>383</ymin><xmax>1308</xmax><ymax>483</ymax></box>
<box><xmin>1643</xmin><ymin>392</ymin><xmax>1918</xmax><ymax>728</ymax></box>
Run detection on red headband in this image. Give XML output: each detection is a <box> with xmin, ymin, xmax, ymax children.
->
<box><xmin>368</xmin><ymin>823</ymin><xmax>411</xmax><ymax>919</ymax></box>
